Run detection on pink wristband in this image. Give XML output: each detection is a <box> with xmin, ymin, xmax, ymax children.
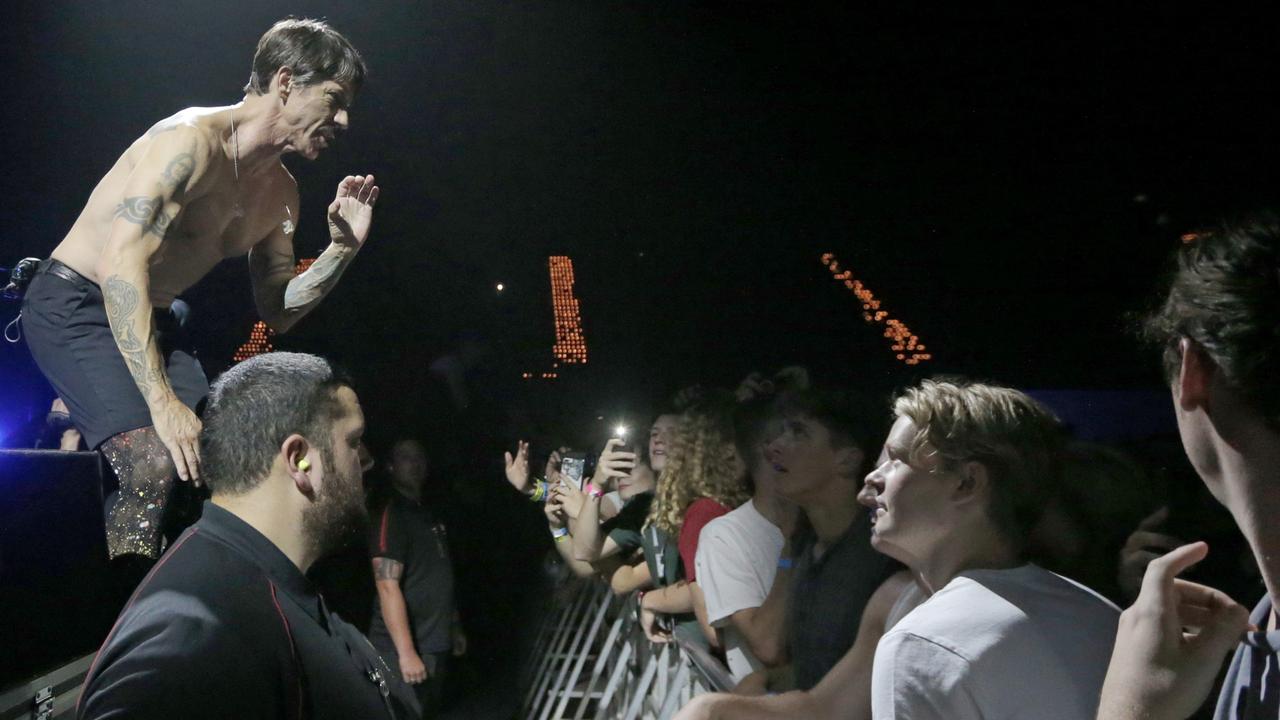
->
<box><xmin>585</xmin><ymin>482</ymin><xmax>604</xmax><ymax>498</ymax></box>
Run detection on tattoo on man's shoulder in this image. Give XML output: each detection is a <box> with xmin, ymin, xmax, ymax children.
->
<box><xmin>115</xmin><ymin>196</ymin><xmax>173</xmax><ymax>239</ymax></box>
<box><xmin>161</xmin><ymin>151</ymin><xmax>196</xmax><ymax>192</ymax></box>
<box><xmin>102</xmin><ymin>275</ymin><xmax>153</xmax><ymax>397</ymax></box>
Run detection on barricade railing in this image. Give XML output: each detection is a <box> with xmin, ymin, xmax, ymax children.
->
<box><xmin>521</xmin><ymin>577</ymin><xmax>734</xmax><ymax>720</ymax></box>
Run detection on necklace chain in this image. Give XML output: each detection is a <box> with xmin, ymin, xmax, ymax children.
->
<box><xmin>226</xmin><ymin>107</ymin><xmax>286</xmax><ymax>229</ymax></box>
<box><xmin>229</xmin><ymin>108</ymin><xmax>243</xmax><ymax>217</ymax></box>
<box><xmin>229</xmin><ymin>107</ymin><xmax>240</xmax><ymax>180</ymax></box>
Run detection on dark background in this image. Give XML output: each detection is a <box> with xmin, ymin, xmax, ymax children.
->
<box><xmin>2</xmin><ymin>3</ymin><xmax>1278</xmax><ymax>447</ymax></box>
<box><xmin>1</xmin><ymin>2</ymin><xmax>1276</xmax><ymax>709</ymax></box>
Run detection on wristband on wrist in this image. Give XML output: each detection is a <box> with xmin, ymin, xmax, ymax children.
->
<box><xmin>584</xmin><ymin>482</ymin><xmax>604</xmax><ymax>498</ymax></box>
<box><xmin>551</xmin><ymin>526</ymin><xmax>569</xmax><ymax>541</ymax></box>
<box><xmin>777</xmin><ymin>556</ymin><xmax>794</xmax><ymax>570</ymax></box>
<box><xmin>529</xmin><ymin>480</ymin><xmax>550</xmax><ymax>503</ymax></box>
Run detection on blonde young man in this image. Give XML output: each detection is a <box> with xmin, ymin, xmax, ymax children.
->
<box><xmin>862</xmin><ymin>380</ymin><xmax>1118</xmax><ymax>720</ymax></box>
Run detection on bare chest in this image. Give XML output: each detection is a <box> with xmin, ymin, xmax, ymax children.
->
<box><xmin>148</xmin><ymin>189</ymin><xmax>293</xmax><ymax>292</ymax></box>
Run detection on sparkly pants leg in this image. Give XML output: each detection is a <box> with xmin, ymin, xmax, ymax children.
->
<box><xmin>100</xmin><ymin>426</ymin><xmax>175</xmax><ymax>560</ymax></box>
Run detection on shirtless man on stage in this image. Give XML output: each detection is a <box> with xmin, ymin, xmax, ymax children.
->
<box><xmin>20</xmin><ymin>18</ymin><xmax>379</xmax><ymax>565</ymax></box>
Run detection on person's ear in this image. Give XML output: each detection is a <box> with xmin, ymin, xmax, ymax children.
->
<box><xmin>834</xmin><ymin>445</ymin><xmax>865</xmax><ymax>479</ymax></box>
<box><xmin>1177</xmin><ymin>338</ymin><xmax>1214</xmax><ymax>412</ymax></box>
<box><xmin>274</xmin><ymin>67</ymin><xmax>294</xmax><ymax>103</ymax></box>
<box><xmin>282</xmin><ymin>433</ymin><xmax>316</xmax><ymax>497</ymax></box>
<box><xmin>953</xmin><ymin>460</ymin><xmax>990</xmax><ymax>507</ymax></box>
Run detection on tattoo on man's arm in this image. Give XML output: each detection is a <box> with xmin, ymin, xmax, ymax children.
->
<box><xmin>282</xmin><ymin>250</ymin><xmax>351</xmax><ymax>312</ymax></box>
<box><xmin>372</xmin><ymin>557</ymin><xmax>405</xmax><ymax>581</ymax></box>
<box><xmin>160</xmin><ymin>151</ymin><xmax>195</xmax><ymax>192</ymax></box>
<box><xmin>103</xmin><ymin>275</ymin><xmax>158</xmax><ymax>397</ymax></box>
<box><xmin>114</xmin><ymin>196</ymin><xmax>174</xmax><ymax>239</ymax></box>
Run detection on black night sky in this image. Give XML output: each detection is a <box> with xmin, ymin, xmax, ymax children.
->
<box><xmin>2</xmin><ymin>3</ymin><xmax>1278</xmax><ymax>450</ymax></box>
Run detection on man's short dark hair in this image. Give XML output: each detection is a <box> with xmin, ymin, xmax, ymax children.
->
<box><xmin>1145</xmin><ymin>213</ymin><xmax>1280</xmax><ymax>428</ymax></box>
<box><xmin>201</xmin><ymin>352</ymin><xmax>353</xmax><ymax>496</ymax></box>
<box><xmin>733</xmin><ymin>396</ymin><xmax>774</xmax><ymax>473</ymax></box>
<box><xmin>244</xmin><ymin>18</ymin><xmax>367</xmax><ymax>96</ymax></box>
<box><xmin>773</xmin><ymin>387</ymin><xmax>884</xmax><ymax>474</ymax></box>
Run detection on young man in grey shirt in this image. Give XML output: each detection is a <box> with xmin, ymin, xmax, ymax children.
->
<box><xmin>1098</xmin><ymin>216</ymin><xmax>1279</xmax><ymax>720</ymax></box>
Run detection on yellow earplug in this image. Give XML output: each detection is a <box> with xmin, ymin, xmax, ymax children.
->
<box><xmin>298</xmin><ymin>459</ymin><xmax>311</xmax><ymax>472</ymax></box>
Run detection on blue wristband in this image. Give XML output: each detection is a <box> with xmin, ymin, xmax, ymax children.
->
<box><xmin>777</xmin><ymin>557</ymin><xmax>793</xmax><ymax>570</ymax></box>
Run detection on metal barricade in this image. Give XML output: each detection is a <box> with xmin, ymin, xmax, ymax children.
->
<box><xmin>521</xmin><ymin>579</ymin><xmax>735</xmax><ymax>720</ymax></box>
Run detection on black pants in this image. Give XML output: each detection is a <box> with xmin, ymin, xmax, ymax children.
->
<box><xmin>378</xmin><ymin>648</ymin><xmax>450</xmax><ymax>719</ymax></box>
<box><xmin>20</xmin><ymin>259</ymin><xmax>208</xmax><ymax>449</ymax></box>
<box><xmin>417</xmin><ymin>653</ymin><xmax>449</xmax><ymax>720</ymax></box>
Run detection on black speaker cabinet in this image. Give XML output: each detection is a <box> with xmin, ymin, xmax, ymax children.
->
<box><xmin>0</xmin><ymin>450</ymin><xmax>115</xmax><ymax>691</ymax></box>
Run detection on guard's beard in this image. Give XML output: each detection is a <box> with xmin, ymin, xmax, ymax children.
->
<box><xmin>301</xmin><ymin>446</ymin><xmax>368</xmax><ymax>560</ymax></box>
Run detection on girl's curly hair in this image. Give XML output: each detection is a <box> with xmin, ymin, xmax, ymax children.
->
<box><xmin>646</xmin><ymin>394</ymin><xmax>749</xmax><ymax>537</ymax></box>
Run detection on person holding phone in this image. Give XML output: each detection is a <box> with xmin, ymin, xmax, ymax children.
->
<box><xmin>570</xmin><ymin>436</ymin><xmax>656</xmax><ymax>567</ymax></box>
<box><xmin>635</xmin><ymin>397</ymin><xmax>749</xmax><ymax>646</ymax></box>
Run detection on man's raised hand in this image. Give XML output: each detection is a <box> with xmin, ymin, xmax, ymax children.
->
<box><xmin>1097</xmin><ymin>541</ymin><xmax>1251</xmax><ymax>720</ymax></box>
<box><xmin>504</xmin><ymin>440</ymin><xmax>530</xmax><ymax>493</ymax></box>
<box><xmin>327</xmin><ymin>174</ymin><xmax>379</xmax><ymax>248</ymax></box>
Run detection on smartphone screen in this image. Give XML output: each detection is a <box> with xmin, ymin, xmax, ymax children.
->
<box><xmin>561</xmin><ymin>452</ymin><xmax>587</xmax><ymax>489</ymax></box>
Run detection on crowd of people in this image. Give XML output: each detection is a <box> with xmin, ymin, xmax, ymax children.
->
<box><xmin>500</xmin><ymin>216</ymin><xmax>1280</xmax><ymax>719</ymax></box>
<box><xmin>5</xmin><ymin>11</ymin><xmax>1278</xmax><ymax>720</ymax></box>
<box><xmin>40</xmin><ymin>214</ymin><xmax>1280</xmax><ymax>720</ymax></box>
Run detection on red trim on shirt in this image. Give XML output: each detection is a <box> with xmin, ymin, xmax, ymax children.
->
<box><xmin>77</xmin><ymin>529</ymin><xmax>199</xmax><ymax>716</ymax></box>
<box><xmin>269</xmin><ymin>581</ymin><xmax>304</xmax><ymax>720</ymax></box>
<box><xmin>378</xmin><ymin>505</ymin><xmax>391</xmax><ymax>554</ymax></box>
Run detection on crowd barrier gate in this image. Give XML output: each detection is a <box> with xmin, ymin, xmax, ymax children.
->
<box><xmin>520</xmin><ymin>579</ymin><xmax>735</xmax><ymax>720</ymax></box>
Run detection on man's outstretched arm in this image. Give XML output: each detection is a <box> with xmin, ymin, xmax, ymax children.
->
<box><xmin>249</xmin><ymin>175</ymin><xmax>378</xmax><ymax>333</ymax></box>
<box><xmin>97</xmin><ymin>127</ymin><xmax>212</xmax><ymax>482</ymax></box>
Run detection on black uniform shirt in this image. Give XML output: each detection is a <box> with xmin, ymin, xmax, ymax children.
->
<box><xmin>368</xmin><ymin>490</ymin><xmax>457</xmax><ymax>655</ymax></box>
<box><xmin>77</xmin><ymin>502</ymin><xmax>418</xmax><ymax>720</ymax></box>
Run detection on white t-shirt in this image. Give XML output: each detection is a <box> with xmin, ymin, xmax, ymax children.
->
<box><xmin>871</xmin><ymin>564</ymin><xmax>1119</xmax><ymax>720</ymax></box>
<box><xmin>694</xmin><ymin>499</ymin><xmax>785</xmax><ymax>682</ymax></box>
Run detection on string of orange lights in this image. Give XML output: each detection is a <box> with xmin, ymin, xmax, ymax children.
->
<box><xmin>820</xmin><ymin>253</ymin><xmax>933</xmax><ymax>366</ymax></box>
<box><xmin>549</xmin><ymin>255</ymin><xmax>588</xmax><ymax>366</ymax></box>
<box><xmin>522</xmin><ymin>255</ymin><xmax>589</xmax><ymax>380</ymax></box>
<box><xmin>232</xmin><ymin>258</ymin><xmax>317</xmax><ymax>363</ymax></box>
